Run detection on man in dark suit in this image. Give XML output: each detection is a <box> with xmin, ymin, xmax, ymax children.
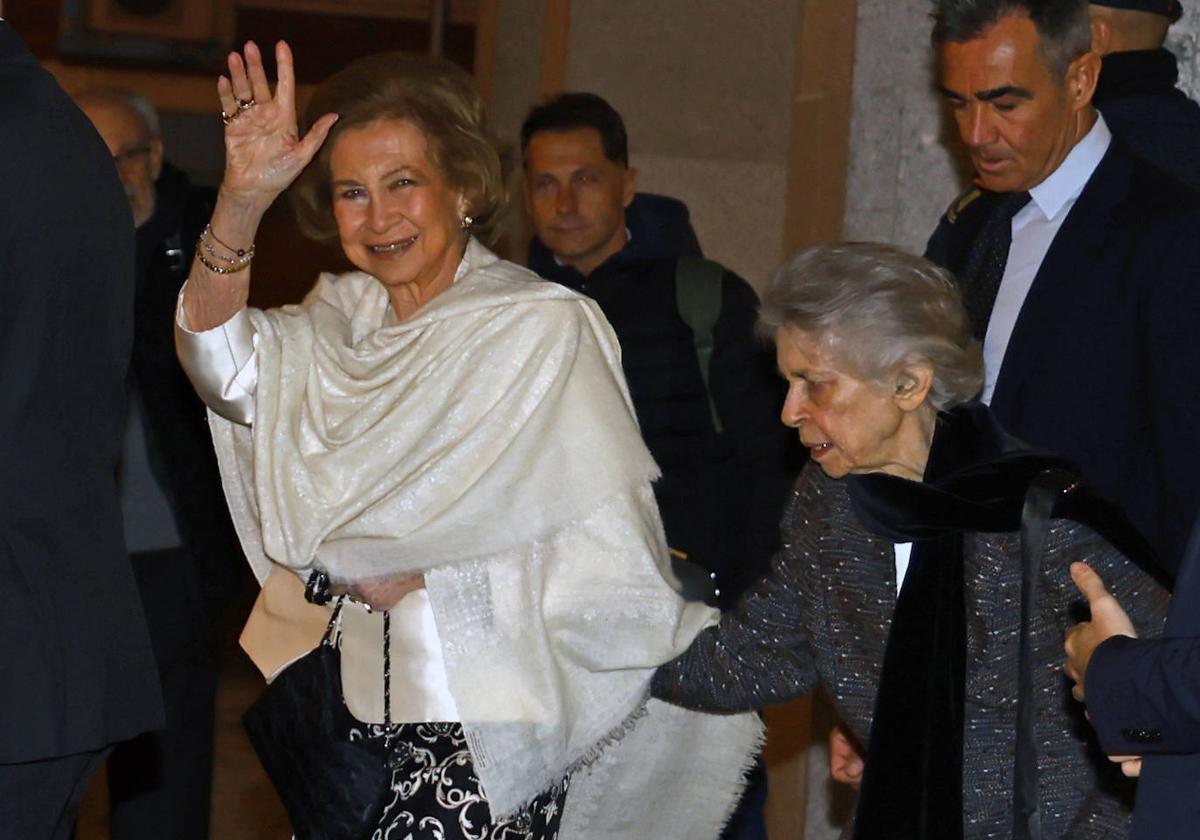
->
<box><xmin>1090</xmin><ymin>0</ymin><xmax>1200</xmax><ymax>192</ymax></box>
<box><xmin>1065</xmin><ymin>514</ymin><xmax>1200</xmax><ymax>837</ymax></box>
<box><xmin>0</xmin><ymin>16</ymin><xmax>162</xmax><ymax>840</ymax></box>
<box><xmin>77</xmin><ymin>88</ymin><xmax>240</xmax><ymax>840</ymax></box>
<box><xmin>924</xmin><ymin>0</ymin><xmax>1200</xmax><ymax>576</ymax></box>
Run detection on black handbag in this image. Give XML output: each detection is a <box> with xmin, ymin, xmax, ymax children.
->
<box><xmin>242</xmin><ymin>598</ymin><xmax>396</xmax><ymax>840</ymax></box>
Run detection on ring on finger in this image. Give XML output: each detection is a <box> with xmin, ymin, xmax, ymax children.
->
<box><xmin>236</xmin><ymin>97</ymin><xmax>256</xmax><ymax>111</ymax></box>
<box><xmin>221</xmin><ymin>110</ymin><xmax>237</xmax><ymax>126</ymax></box>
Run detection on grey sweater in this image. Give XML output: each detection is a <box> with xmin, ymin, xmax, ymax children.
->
<box><xmin>653</xmin><ymin>464</ymin><xmax>1168</xmax><ymax>839</ymax></box>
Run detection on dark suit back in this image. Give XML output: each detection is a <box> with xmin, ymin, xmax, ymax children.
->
<box><xmin>927</xmin><ymin>141</ymin><xmax>1200</xmax><ymax>576</ymax></box>
<box><xmin>0</xmin><ymin>22</ymin><xmax>162</xmax><ymax>762</ymax></box>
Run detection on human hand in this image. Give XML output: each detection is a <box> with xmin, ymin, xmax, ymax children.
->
<box><xmin>829</xmin><ymin>721</ymin><xmax>864</xmax><ymax>789</ymax></box>
<box><xmin>1108</xmin><ymin>754</ymin><xmax>1142</xmax><ymax>777</ymax></box>
<box><xmin>1064</xmin><ymin>562</ymin><xmax>1137</xmax><ymax>703</ymax></box>
<box><xmin>217</xmin><ymin>40</ymin><xmax>338</xmax><ymax>209</ymax></box>
<box><xmin>346</xmin><ymin>572</ymin><xmax>426</xmax><ymax>612</ymax></box>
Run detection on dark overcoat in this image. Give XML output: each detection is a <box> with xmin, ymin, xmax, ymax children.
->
<box><xmin>0</xmin><ymin>22</ymin><xmax>162</xmax><ymax>762</ymax></box>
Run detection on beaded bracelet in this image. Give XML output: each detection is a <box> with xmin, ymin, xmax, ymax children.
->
<box><xmin>198</xmin><ymin>223</ymin><xmax>255</xmax><ymax>274</ymax></box>
<box><xmin>204</xmin><ymin>223</ymin><xmax>254</xmax><ymax>262</ymax></box>
<box><xmin>196</xmin><ymin>249</ymin><xmax>252</xmax><ymax>274</ymax></box>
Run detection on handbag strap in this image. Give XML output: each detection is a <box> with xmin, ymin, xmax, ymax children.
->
<box><xmin>383</xmin><ymin>609</ymin><xmax>393</xmax><ymax>728</ymax></box>
<box><xmin>1013</xmin><ymin>468</ymin><xmax>1079</xmax><ymax>840</ymax></box>
<box><xmin>309</xmin><ymin>570</ymin><xmax>396</xmax><ymax>730</ymax></box>
<box><xmin>321</xmin><ymin>598</ymin><xmax>345</xmax><ymax>647</ymax></box>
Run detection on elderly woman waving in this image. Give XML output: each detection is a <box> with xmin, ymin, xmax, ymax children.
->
<box><xmin>653</xmin><ymin>244</ymin><xmax>1167</xmax><ymax>839</ymax></box>
<box><xmin>177</xmin><ymin>41</ymin><xmax>759</xmax><ymax>840</ymax></box>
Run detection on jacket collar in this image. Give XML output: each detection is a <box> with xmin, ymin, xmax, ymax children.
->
<box><xmin>1095</xmin><ymin>48</ymin><xmax>1181</xmax><ymax>104</ymax></box>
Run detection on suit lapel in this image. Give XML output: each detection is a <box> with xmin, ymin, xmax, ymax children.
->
<box><xmin>989</xmin><ymin>146</ymin><xmax>1134</xmax><ymax>421</ymax></box>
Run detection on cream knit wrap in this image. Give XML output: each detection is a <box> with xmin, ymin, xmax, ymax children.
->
<box><xmin>208</xmin><ymin>241</ymin><xmax>762</xmax><ymax>836</ymax></box>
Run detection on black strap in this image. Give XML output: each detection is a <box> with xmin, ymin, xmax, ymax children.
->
<box><xmin>1013</xmin><ymin>468</ymin><xmax>1078</xmax><ymax>840</ymax></box>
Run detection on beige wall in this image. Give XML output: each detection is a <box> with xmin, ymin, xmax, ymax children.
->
<box><xmin>491</xmin><ymin>0</ymin><xmax>803</xmax><ymax>289</ymax></box>
<box><xmin>566</xmin><ymin>1</ymin><xmax>800</xmax><ymax>288</ymax></box>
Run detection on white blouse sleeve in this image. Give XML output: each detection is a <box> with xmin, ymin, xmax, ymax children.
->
<box><xmin>174</xmin><ymin>283</ymin><xmax>259</xmax><ymax>426</ymax></box>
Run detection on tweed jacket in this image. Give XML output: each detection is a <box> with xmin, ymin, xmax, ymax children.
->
<box><xmin>653</xmin><ymin>464</ymin><xmax>1167</xmax><ymax>839</ymax></box>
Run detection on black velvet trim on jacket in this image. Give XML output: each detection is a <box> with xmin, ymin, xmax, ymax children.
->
<box><xmin>843</xmin><ymin>402</ymin><xmax>1149</xmax><ymax>839</ymax></box>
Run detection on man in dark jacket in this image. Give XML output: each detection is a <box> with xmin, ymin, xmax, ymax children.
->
<box><xmin>1066</xmin><ymin>511</ymin><xmax>1200</xmax><ymax>838</ymax></box>
<box><xmin>522</xmin><ymin>93</ymin><xmax>799</xmax><ymax>610</ymax></box>
<box><xmin>0</xmin><ymin>19</ymin><xmax>162</xmax><ymax>840</ymax></box>
<box><xmin>1090</xmin><ymin>0</ymin><xmax>1200</xmax><ymax>192</ymax></box>
<box><xmin>78</xmin><ymin>88</ymin><xmax>241</xmax><ymax>840</ymax></box>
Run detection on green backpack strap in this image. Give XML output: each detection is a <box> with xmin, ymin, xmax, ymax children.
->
<box><xmin>674</xmin><ymin>255</ymin><xmax>725</xmax><ymax>434</ymax></box>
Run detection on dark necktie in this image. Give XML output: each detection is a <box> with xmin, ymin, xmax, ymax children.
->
<box><xmin>958</xmin><ymin>191</ymin><xmax>1031</xmax><ymax>340</ymax></box>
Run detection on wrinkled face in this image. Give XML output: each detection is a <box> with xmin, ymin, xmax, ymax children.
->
<box><xmin>938</xmin><ymin>13</ymin><xmax>1089</xmax><ymax>192</ymax></box>
<box><xmin>523</xmin><ymin>127</ymin><xmax>635</xmax><ymax>276</ymax></box>
<box><xmin>330</xmin><ymin>118</ymin><xmax>466</xmax><ymax>296</ymax></box>
<box><xmin>81</xmin><ymin>100</ymin><xmax>162</xmax><ymax>227</ymax></box>
<box><xmin>776</xmin><ymin>327</ymin><xmax>915</xmax><ymax>480</ymax></box>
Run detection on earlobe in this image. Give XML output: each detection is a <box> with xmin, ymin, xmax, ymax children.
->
<box><xmin>623</xmin><ymin>167</ymin><xmax>638</xmax><ymax>208</ymax></box>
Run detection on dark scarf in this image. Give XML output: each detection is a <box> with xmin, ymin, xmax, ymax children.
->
<box><xmin>847</xmin><ymin>403</ymin><xmax>1073</xmax><ymax>839</ymax></box>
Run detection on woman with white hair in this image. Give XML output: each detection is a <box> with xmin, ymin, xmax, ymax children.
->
<box><xmin>654</xmin><ymin>243</ymin><xmax>1167</xmax><ymax>839</ymax></box>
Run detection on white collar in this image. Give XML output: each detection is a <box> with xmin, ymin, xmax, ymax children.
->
<box><xmin>1025</xmin><ymin>114</ymin><xmax>1111</xmax><ymax>223</ymax></box>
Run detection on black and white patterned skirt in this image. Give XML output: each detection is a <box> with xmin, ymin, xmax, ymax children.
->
<box><xmin>351</xmin><ymin>722</ymin><xmax>569</xmax><ymax>840</ymax></box>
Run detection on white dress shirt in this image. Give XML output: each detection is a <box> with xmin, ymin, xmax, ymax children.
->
<box><xmin>894</xmin><ymin>543</ymin><xmax>912</xmax><ymax>593</ymax></box>
<box><xmin>981</xmin><ymin>116</ymin><xmax>1112</xmax><ymax>403</ymax></box>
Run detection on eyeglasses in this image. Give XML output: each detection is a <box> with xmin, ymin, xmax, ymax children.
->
<box><xmin>113</xmin><ymin>145</ymin><xmax>151</xmax><ymax>168</ymax></box>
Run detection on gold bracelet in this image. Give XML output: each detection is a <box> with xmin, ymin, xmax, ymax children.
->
<box><xmin>204</xmin><ymin>223</ymin><xmax>254</xmax><ymax>260</ymax></box>
<box><xmin>196</xmin><ymin>249</ymin><xmax>251</xmax><ymax>275</ymax></box>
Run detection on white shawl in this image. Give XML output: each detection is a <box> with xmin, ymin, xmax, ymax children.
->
<box><xmin>207</xmin><ymin>241</ymin><xmax>762</xmax><ymax>835</ymax></box>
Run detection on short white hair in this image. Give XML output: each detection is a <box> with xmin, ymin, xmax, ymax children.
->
<box><xmin>758</xmin><ymin>242</ymin><xmax>984</xmax><ymax>410</ymax></box>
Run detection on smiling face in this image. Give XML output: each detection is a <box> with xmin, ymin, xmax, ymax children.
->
<box><xmin>523</xmin><ymin>127</ymin><xmax>636</xmax><ymax>277</ymax></box>
<box><xmin>938</xmin><ymin>12</ymin><xmax>1097</xmax><ymax>193</ymax></box>
<box><xmin>775</xmin><ymin>327</ymin><xmax>935</xmax><ymax>481</ymax></box>
<box><xmin>330</xmin><ymin>118</ymin><xmax>467</xmax><ymax>314</ymax></box>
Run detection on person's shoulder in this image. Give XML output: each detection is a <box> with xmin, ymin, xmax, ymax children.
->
<box><xmin>924</xmin><ymin>184</ymin><xmax>1002</xmax><ymax>267</ymax></box>
<box><xmin>463</xmin><ymin>248</ymin><xmax>599</xmax><ymax>327</ymax></box>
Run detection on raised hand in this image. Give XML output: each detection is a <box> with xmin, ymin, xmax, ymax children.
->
<box><xmin>216</xmin><ymin>40</ymin><xmax>338</xmax><ymax>209</ymax></box>
<box><xmin>1063</xmin><ymin>562</ymin><xmax>1137</xmax><ymax>703</ymax></box>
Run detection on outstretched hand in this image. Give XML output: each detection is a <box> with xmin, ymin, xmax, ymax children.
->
<box><xmin>1063</xmin><ymin>562</ymin><xmax>1137</xmax><ymax>703</ymax></box>
<box><xmin>217</xmin><ymin>40</ymin><xmax>338</xmax><ymax>207</ymax></box>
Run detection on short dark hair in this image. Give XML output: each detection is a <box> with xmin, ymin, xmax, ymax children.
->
<box><xmin>520</xmin><ymin>92</ymin><xmax>629</xmax><ymax>166</ymax></box>
<box><xmin>931</xmin><ymin>0</ymin><xmax>1092</xmax><ymax>77</ymax></box>
<box><xmin>291</xmin><ymin>53</ymin><xmax>503</xmax><ymax>244</ymax></box>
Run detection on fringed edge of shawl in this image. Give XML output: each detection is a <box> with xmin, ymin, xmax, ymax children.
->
<box><xmin>712</xmin><ymin>715</ymin><xmax>768</xmax><ymax>837</ymax></box>
<box><xmin>486</xmin><ymin>691</ymin><xmax>654</xmax><ymax>822</ymax></box>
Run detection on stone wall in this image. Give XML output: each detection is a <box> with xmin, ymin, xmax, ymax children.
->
<box><xmin>842</xmin><ymin>0</ymin><xmax>969</xmax><ymax>253</ymax></box>
<box><xmin>1169</xmin><ymin>5</ymin><xmax>1200</xmax><ymax>97</ymax></box>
